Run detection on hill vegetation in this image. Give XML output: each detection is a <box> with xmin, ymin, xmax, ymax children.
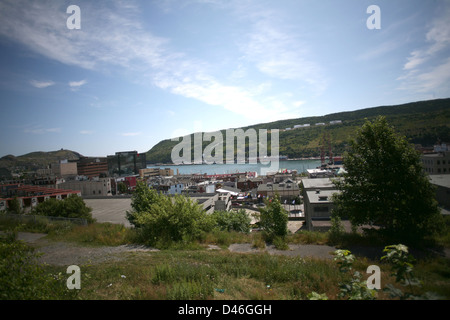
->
<box><xmin>145</xmin><ymin>98</ymin><xmax>450</xmax><ymax>163</ymax></box>
<box><xmin>0</xmin><ymin>149</ymin><xmax>82</xmax><ymax>177</ymax></box>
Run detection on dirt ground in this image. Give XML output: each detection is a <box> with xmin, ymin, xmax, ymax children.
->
<box><xmin>10</xmin><ymin>225</ymin><xmax>339</xmax><ymax>267</ymax></box>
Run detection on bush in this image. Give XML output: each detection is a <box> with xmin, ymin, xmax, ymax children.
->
<box><xmin>127</xmin><ymin>182</ymin><xmax>215</xmax><ymax>247</ymax></box>
<box><xmin>211</xmin><ymin>209</ymin><xmax>251</xmax><ymax>233</ymax></box>
<box><xmin>31</xmin><ymin>195</ymin><xmax>95</xmax><ymax>223</ymax></box>
<box><xmin>258</xmin><ymin>195</ymin><xmax>288</xmax><ymax>242</ymax></box>
<box><xmin>0</xmin><ymin>231</ymin><xmax>76</xmax><ymax>299</ymax></box>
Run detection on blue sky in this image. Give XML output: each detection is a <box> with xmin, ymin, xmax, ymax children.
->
<box><xmin>0</xmin><ymin>0</ymin><xmax>449</xmax><ymax>158</ymax></box>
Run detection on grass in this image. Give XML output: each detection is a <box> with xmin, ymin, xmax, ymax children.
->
<box><xmin>1</xmin><ymin>216</ymin><xmax>449</xmax><ymax>300</ymax></box>
<box><xmin>40</xmin><ymin>247</ymin><xmax>450</xmax><ymax>300</ymax></box>
<box><xmin>56</xmin><ymin>250</ymin><xmax>347</xmax><ymax>300</ymax></box>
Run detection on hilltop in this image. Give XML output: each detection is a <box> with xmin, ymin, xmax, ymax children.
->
<box><xmin>0</xmin><ymin>149</ymin><xmax>82</xmax><ymax>176</ymax></box>
<box><xmin>145</xmin><ymin>98</ymin><xmax>450</xmax><ymax>164</ymax></box>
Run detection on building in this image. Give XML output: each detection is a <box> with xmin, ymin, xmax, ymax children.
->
<box><xmin>188</xmin><ymin>192</ymin><xmax>232</xmax><ymax>214</ymax></box>
<box><xmin>237</xmin><ymin>177</ymin><xmax>263</xmax><ymax>191</ymax></box>
<box><xmin>51</xmin><ymin>160</ymin><xmax>78</xmax><ymax>178</ymax></box>
<box><xmin>301</xmin><ymin>178</ymin><xmax>340</xmax><ymax>231</ymax></box>
<box><xmin>139</xmin><ymin>167</ymin><xmax>174</xmax><ymax>179</ymax></box>
<box><xmin>151</xmin><ymin>181</ymin><xmax>185</xmax><ymax>195</ymax></box>
<box><xmin>304</xmin><ymin>189</ymin><xmax>339</xmax><ymax>230</ymax></box>
<box><xmin>59</xmin><ymin>178</ymin><xmax>112</xmax><ymax>197</ymax></box>
<box><xmin>429</xmin><ymin>174</ymin><xmax>450</xmax><ymax>213</ymax></box>
<box><xmin>256</xmin><ymin>180</ymin><xmax>300</xmax><ymax>202</ymax></box>
<box><xmin>421</xmin><ymin>151</ymin><xmax>450</xmax><ymax>174</ymax></box>
<box><xmin>0</xmin><ymin>183</ymin><xmax>81</xmax><ymax>211</ymax></box>
<box><xmin>107</xmin><ymin>151</ymin><xmax>147</xmax><ymax>177</ymax></box>
<box><xmin>76</xmin><ymin>157</ymin><xmax>108</xmax><ymax>178</ymax></box>
<box><xmin>306</xmin><ymin>168</ymin><xmax>335</xmax><ymax>178</ymax></box>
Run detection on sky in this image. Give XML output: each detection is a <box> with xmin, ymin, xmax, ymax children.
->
<box><xmin>0</xmin><ymin>0</ymin><xmax>449</xmax><ymax>158</ymax></box>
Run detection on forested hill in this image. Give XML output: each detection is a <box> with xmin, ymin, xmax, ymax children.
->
<box><xmin>145</xmin><ymin>98</ymin><xmax>450</xmax><ymax>164</ymax></box>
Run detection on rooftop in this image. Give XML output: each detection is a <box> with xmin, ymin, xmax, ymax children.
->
<box><xmin>306</xmin><ymin>189</ymin><xmax>339</xmax><ymax>203</ymax></box>
<box><xmin>301</xmin><ymin>178</ymin><xmax>339</xmax><ymax>190</ymax></box>
<box><xmin>429</xmin><ymin>174</ymin><xmax>450</xmax><ymax>189</ymax></box>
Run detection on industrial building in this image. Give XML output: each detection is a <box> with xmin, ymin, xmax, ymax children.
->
<box><xmin>59</xmin><ymin>178</ymin><xmax>112</xmax><ymax>197</ymax></box>
<box><xmin>0</xmin><ymin>183</ymin><xmax>81</xmax><ymax>211</ymax></box>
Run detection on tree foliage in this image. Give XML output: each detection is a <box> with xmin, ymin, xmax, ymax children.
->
<box><xmin>211</xmin><ymin>209</ymin><xmax>252</xmax><ymax>233</ymax></box>
<box><xmin>332</xmin><ymin>116</ymin><xmax>444</xmax><ymax>245</ymax></box>
<box><xmin>126</xmin><ymin>181</ymin><xmax>215</xmax><ymax>247</ymax></box>
<box><xmin>259</xmin><ymin>194</ymin><xmax>288</xmax><ymax>240</ymax></box>
<box><xmin>31</xmin><ymin>194</ymin><xmax>95</xmax><ymax>223</ymax></box>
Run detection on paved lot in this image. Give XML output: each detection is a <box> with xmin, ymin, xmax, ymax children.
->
<box><xmin>84</xmin><ymin>198</ymin><xmax>132</xmax><ymax>227</ymax></box>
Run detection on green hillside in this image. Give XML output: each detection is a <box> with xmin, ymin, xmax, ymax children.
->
<box><xmin>146</xmin><ymin>98</ymin><xmax>450</xmax><ymax>163</ymax></box>
<box><xmin>0</xmin><ymin>149</ymin><xmax>82</xmax><ymax>174</ymax></box>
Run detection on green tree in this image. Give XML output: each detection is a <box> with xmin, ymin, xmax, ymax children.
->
<box><xmin>333</xmin><ymin>116</ymin><xmax>444</xmax><ymax>245</ymax></box>
<box><xmin>126</xmin><ymin>182</ymin><xmax>215</xmax><ymax>247</ymax></box>
<box><xmin>117</xmin><ymin>182</ymin><xmax>128</xmax><ymax>194</ymax></box>
<box><xmin>259</xmin><ymin>194</ymin><xmax>288</xmax><ymax>241</ymax></box>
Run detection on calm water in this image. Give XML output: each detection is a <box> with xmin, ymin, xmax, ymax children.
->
<box><xmin>148</xmin><ymin>159</ymin><xmax>321</xmax><ymax>176</ymax></box>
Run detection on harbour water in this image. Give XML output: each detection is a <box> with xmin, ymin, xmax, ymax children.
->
<box><xmin>148</xmin><ymin>159</ymin><xmax>322</xmax><ymax>176</ymax></box>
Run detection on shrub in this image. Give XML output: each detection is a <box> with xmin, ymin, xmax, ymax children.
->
<box><xmin>258</xmin><ymin>195</ymin><xmax>288</xmax><ymax>242</ymax></box>
<box><xmin>0</xmin><ymin>231</ymin><xmax>76</xmax><ymax>299</ymax></box>
<box><xmin>211</xmin><ymin>209</ymin><xmax>251</xmax><ymax>233</ymax></box>
<box><xmin>31</xmin><ymin>195</ymin><xmax>95</xmax><ymax>223</ymax></box>
<box><xmin>127</xmin><ymin>182</ymin><xmax>215</xmax><ymax>247</ymax></box>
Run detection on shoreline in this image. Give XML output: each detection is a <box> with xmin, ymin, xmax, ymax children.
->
<box><xmin>147</xmin><ymin>158</ymin><xmax>323</xmax><ymax>167</ymax></box>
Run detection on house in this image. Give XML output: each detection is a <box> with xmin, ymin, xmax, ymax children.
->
<box><xmin>421</xmin><ymin>151</ymin><xmax>450</xmax><ymax>174</ymax></box>
<box><xmin>256</xmin><ymin>180</ymin><xmax>300</xmax><ymax>202</ymax></box>
<box><xmin>237</xmin><ymin>177</ymin><xmax>263</xmax><ymax>191</ymax></box>
<box><xmin>303</xmin><ymin>189</ymin><xmax>339</xmax><ymax>231</ymax></box>
<box><xmin>301</xmin><ymin>178</ymin><xmax>340</xmax><ymax>231</ymax></box>
<box><xmin>429</xmin><ymin>174</ymin><xmax>450</xmax><ymax>213</ymax></box>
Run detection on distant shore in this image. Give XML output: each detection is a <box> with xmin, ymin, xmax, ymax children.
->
<box><xmin>147</xmin><ymin>157</ymin><xmax>323</xmax><ymax>167</ymax></box>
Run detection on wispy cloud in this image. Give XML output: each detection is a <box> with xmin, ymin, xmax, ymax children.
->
<box><xmin>24</xmin><ymin>126</ymin><xmax>61</xmax><ymax>134</ymax></box>
<box><xmin>69</xmin><ymin>79</ymin><xmax>87</xmax><ymax>90</ymax></box>
<box><xmin>236</xmin><ymin>5</ymin><xmax>327</xmax><ymax>95</ymax></box>
<box><xmin>30</xmin><ymin>79</ymin><xmax>55</xmax><ymax>89</ymax></box>
<box><xmin>397</xmin><ymin>4</ymin><xmax>450</xmax><ymax>94</ymax></box>
<box><xmin>80</xmin><ymin>130</ymin><xmax>94</xmax><ymax>135</ymax></box>
<box><xmin>0</xmin><ymin>0</ymin><xmax>308</xmax><ymax>123</ymax></box>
